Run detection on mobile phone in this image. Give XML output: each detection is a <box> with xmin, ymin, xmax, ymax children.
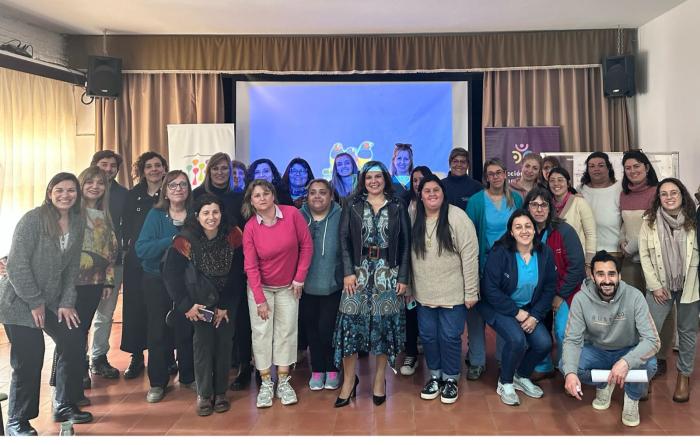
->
<box><xmin>198</xmin><ymin>308</ymin><xmax>215</xmax><ymax>323</ymax></box>
<box><xmin>406</xmin><ymin>300</ymin><xmax>417</xmax><ymax>310</ymax></box>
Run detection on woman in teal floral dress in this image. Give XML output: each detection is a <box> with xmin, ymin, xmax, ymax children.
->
<box><xmin>333</xmin><ymin>161</ymin><xmax>411</xmax><ymax>407</ymax></box>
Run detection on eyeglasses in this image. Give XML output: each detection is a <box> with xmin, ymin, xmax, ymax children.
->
<box><xmin>486</xmin><ymin>170</ymin><xmax>505</xmax><ymax>179</ymax></box>
<box><xmin>167</xmin><ymin>181</ymin><xmax>189</xmax><ymax>191</ymax></box>
<box><xmin>660</xmin><ymin>191</ymin><xmax>680</xmax><ymax>199</ymax></box>
<box><xmin>528</xmin><ymin>202</ymin><xmax>550</xmax><ymax>210</ymax></box>
<box><xmin>289</xmin><ymin>168</ymin><xmax>307</xmax><ymax>176</ymax></box>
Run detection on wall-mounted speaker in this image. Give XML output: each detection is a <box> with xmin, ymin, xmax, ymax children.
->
<box><xmin>603</xmin><ymin>55</ymin><xmax>635</xmax><ymax>97</ymax></box>
<box><xmin>86</xmin><ymin>55</ymin><xmax>122</xmax><ymax>98</ymax></box>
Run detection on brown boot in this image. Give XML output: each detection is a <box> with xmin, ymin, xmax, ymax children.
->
<box><xmin>673</xmin><ymin>373</ymin><xmax>690</xmax><ymax>403</ymax></box>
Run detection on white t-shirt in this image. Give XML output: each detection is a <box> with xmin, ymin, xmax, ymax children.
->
<box><xmin>580</xmin><ymin>182</ymin><xmax>622</xmax><ymax>253</ymax></box>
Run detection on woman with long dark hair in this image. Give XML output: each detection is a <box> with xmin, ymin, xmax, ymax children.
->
<box><xmin>0</xmin><ymin>173</ymin><xmax>90</xmax><ymax>435</ymax></box>
<box><xmin>580</xmin><ymin>152</ymin><xmax>622</xmax><ymax>256</ymax></box>
<box><xmin>282</xmin><ymin>158</ymin><xmax>315</xmax><ymax>208</ymax></box>
<box><xmin>478</xmin><ymin>209</ymin><xmax>557</xmax><ymax>406</ymax></box>
<box><xmin>246</xmin><ymin>158</ymin><xmax>294</xmax><ymax>206</ymax></box>
<box><xmin>331</xmin><ymin>152</ymin><xmax>359</xmax><ymax>199</ymax></box>
<box><xmin>522</xmin><ymin>187</ymin><xmax>585</xmax><ymax>381</ymax></box>
<box><xmin>410</xmin><ymin>175</ymin><xmax>479</xmax><ymax>403</ymax></box>
<box><xmin>333</xmin><ymin>161</ymin><xmax>411</xmax><ymax>408</ymax></box>
<box><xmin>136</xmin><ymin>170</ymin><xmax>195</xmax><ymax>403</ymax></box>
<box><xmin>121</xmin><ymin>151</ymin><xmax>168</xmax><ymax>379</ymax></box>
<box><xmin>639</xmin><ymin>178</ymin><xmax>699</xmax><ymax>403</ymax></box>
<box><xmin>162</xmin><ymin>194</ymin><xmax>245</xmax><ymax>415</ymax></box>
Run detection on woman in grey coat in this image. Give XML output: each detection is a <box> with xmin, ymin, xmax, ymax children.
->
<box><xmin>0</xmin><ymin>172</ymin><xmax>92</xmax><ymax>435</ymax></box>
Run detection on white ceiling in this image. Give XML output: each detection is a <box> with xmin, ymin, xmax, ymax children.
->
<box><xmin>0</xmin><ymin>0</ymin><xmax>687</xmax><ymax>35</ymax></box>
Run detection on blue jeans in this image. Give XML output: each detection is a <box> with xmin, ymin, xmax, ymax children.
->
<box><xmin>534</xmin><ymin>301</ymin><xmax>569</xmax><ymax>373</ymax></box>
<box><xmin>465</xmin><ymin>306</ymin><xmax>485</xmax><ymax>367</ymax></box>
<box><xmin>417</xmin><ymin>303</ymin><xmax>467</xmax><ymax>379</ymax></box>
<box><xmin>573</xmin><ymin>344</ymin><xmax>657</xmax><ymax>401</ymax></box>
<box><xmin>488</xmin><ymin>312</ymin><xmax>552</xmax><ymax>384</ymax></box>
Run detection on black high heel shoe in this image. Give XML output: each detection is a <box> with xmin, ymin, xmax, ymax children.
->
<box><xmin>334</xmin><ymin>375</ymin><xmax>359</xmax><ymax>408</ymax></box>
<box><xmin>373</xmin><ymin>379</ymin><xmax>386</xmax><ymax>406</ymax></box>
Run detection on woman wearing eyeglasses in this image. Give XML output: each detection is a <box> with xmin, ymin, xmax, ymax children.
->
<box><xmin>135</xmin><ymin>170</ymin><xmax>194</xmax><ymax>403</ymax></box>
<box><xmin>639</xmin><ymin>178</ymin><xmax>699</xmax><ymax>403</ymax></box>
<box><xmin>478</xmin><ymin>209</ymin><xmax>557</xmax><ymax>406</ymax></box>
<box><xmin>282</xmin><ymin>158</ymin><xmax>315</xmax><ymax>208</ymax></box>
<box><xmin>464</xmin><ymin>158</ymin><xmax>523</xmax><ymax>380</ymax></box>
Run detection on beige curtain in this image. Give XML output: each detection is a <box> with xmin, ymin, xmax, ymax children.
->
<box><xmin>95</xmin><ymin>73</ymin><xmax>224</xmax><ymax>187</ymax></box>
<box><xmin>482</xmin><ymin>67</ymin><xmax>631</xmax><ymax>153</ymax></box>
<box><xmin>0</xmin><ymin>67</ymin><xmax>80</xmax><ymax>254</ymax></box>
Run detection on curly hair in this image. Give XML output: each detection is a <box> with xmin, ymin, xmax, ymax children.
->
<box><xmin>644</xmin><ymin>178</ymin><xmax>696</xmax><ymax>231</ymax></box>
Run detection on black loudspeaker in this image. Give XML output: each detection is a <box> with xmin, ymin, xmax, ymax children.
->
<box><xmin>87</xmin><ymin>55</ymin><xmax>122</xmax><ymax>98</ymax></box>
<box><xmin>603</xmin><ymin>55</ymin><xmax>635</xmax><ymax>97</ymax></box>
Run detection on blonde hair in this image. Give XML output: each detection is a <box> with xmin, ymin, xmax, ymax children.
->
<box><xmin>78</xmin><ymin>166</ymin><xmax>113</xmax><ymax>231</ymax></box>
<box><xmin>242</xmin><ymin>179</ymin><xmax>277</xmax><ymax>221</ymax></box>
<box><xmin>203</xmin><ymin>152</ymin><xmax>233</xmax><ymax>193</ymax></box>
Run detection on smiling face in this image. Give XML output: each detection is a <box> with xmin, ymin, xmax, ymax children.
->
<box><xmin>251</xmin><ymin>185</ymin><xmax>274</xmax><ymax>213</ymax></box>
<box><xmin>510</xmin><ymin>215</ymin><xmax>535</xmax><ymax>248</ymax></box>
<box><xmin>210</xmin><ymin>159</ymin><xmax>231</xmax><ymax>188</ymax></box>
<box><xmin>520</xmin><ymin>159</ymin><xmax>541</xmax><ymax>182</ymax></box>
<box><xmin>50</xmin><ymin>179</ymin><xmax>78</xmax><ymax>213</ymax></box>
<box><xmin>231</xmin><ymin>167</ymin><xmax>245</xmax><ymax>189</ymax></box>
<box><xmin>485</xmin><ymin>164</ymin><xmax>506</xmax><ymax>190</ymax></box>
<box><xmin>450</xmin><ymin>154</ymin><xmax>469</xmax><ymax>177</ymax></box>
<box><xmin>421</xmin><ymin>180</ymin><xmax>444</xmax><ymax>214</ymax></box>
<box><xmin>593</xmin><ymin>260</ymin><xmax>620</xmax><ymax>301</ymax></box>
<box><xmin>166</xmin><ymin>174</ymin><xmax>189</xmax><ymax>205</ymax></box>
<box><xmin>411</xmin><ymin>170</ymin><xmax>425</xmax><ymax>195</ymax></box>
<box><xmin>254</xmin><ymin>162</ymin><xmax>274</xmax><ymax>182</ymax></box>
<box><xmin>587</xmin><ymin>157</ymin><xmax>611</xmax><ymax>185</ymax></box>
<box><xmin>548</xmin><ymin>172</ymin><xmax>569</xmax><ymax>198</ymax></box>
<box><xmin>307</xmin><ymin>181</ymin><xmax>332</xmax><ymax>214</ymax></box>
<box><xmin>288</xmin><ymin>163</ymin><xmax>309</xmax><ymax>188</ymax></box>
<box><xmin>197</xmin><ymin>202</ymin><xmax>221</xmax><ymax>235</ymax></box>
<box><xmin>394</xmin><ymin>150</ymin><xmax>411</xmax><ymax>175</ymax></box>
<box><xmin>623</xmin><ymin>159</ymin><xmax>649</xmax><ymax>187</ymax></box>
<box><xmin>364</xmin><ymin>171</ymin><xmax>386</xmax><ymax>197</ymax></box>
<box><xmin>82</xmin><ymin>175</ymin><xmax>106</xmax><ymax>205</ymax></box>
<box><xmin>96</xmin><ymin>157</ymin><xmax>118</xmax><ymax>181</ymax></box>
<box><xmin>335</xmin><ymin>154</ymin><xmax>354</xmax><ymax>177</ymax></box>
<box><xmin>144</xmin><ymin>157</ymin><xmax>166</xmax><ymax>185</ymax></box>
<box><xmin>659</xmin><ymin>181</ymin><xmax>683</xmax><ymax>214</ymax></box>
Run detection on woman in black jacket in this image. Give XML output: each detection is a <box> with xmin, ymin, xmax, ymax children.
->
<box><xmin>162</xmin><ymin>194</ymin><xmax>245</xmax><ymax>416</ymax></box>
<box><xmin>333</xmin><ymin>161</ymin><xmax>411</xmax><ymax>408</ymax></box>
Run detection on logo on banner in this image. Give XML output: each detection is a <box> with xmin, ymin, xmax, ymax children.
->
<box><xmin>322</xmin><ymin>141</ymin><xmax>375</xmax><ymax>179</ymax></box>
<box><xmin>183</xmin><ymin>154</ymin><xmax>212</xmax><ymax>187</ymax></box>
<box><xmin>512</xmin><ymin>143</ymin><xmax>533</xmax><ymax>164</ymax></box>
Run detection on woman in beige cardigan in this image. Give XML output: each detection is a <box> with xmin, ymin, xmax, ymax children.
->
<box><xmin>547</xmin><ymin>167</ymin><xmax>597</xmax><ymax>268</ymax></box>
<box><xmin>639</xmin><ymin>178</ymin><xmax>699</xmax><ymax>403</ymax></box>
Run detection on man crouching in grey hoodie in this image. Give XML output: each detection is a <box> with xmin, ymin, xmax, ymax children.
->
<box><xmin>561</xmin><ymin>250</ymin><xmax>660</xmax><ymax>428</ymax></box>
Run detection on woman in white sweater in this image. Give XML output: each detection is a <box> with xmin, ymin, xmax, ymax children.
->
<box><xmin>639</xmin><ymin>178</ymin><xmax>699</xmax><ymax>403</ymax></box>
<box><xmin>547</xmin><ymin>167</ymin><xmax>597</xmax><ymax>267</ymax></box>
<box><xmin>409</xmin><ymin>174</ymin><xmax>479</xmax><ymax>404</ymax></box>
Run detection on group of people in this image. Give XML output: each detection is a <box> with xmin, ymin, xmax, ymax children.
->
<box><xmin>0</xmin><ymin>143</ymin><xmax>698</xmax><ymax>435</ymax></box>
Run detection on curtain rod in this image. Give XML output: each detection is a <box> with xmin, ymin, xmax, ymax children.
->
<box><xmin>0</xmin><ymin>49</ymin><xmax>86</xmax><ymax>85</ymax></box>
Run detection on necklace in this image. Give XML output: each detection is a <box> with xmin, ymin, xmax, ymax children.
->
<box><xmin>426</xmin><ymin>220</ymin><xmax>437</xmax><ymax>248</ymax></box>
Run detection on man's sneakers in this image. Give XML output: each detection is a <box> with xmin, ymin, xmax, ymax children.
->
<box><xmin>622</xmin><ymin>393</ymin><xmax>640</xmax><ymax>427</ymax></box>
<box><xmin>513</xmin><ymin>374</ymin><xmax>544</xmax><ymax>398</ymax></box>
<box><xmin>465</xmin><ymin>361</ymin><xmax>485</xmax><ymax>381</ymax></box>
<box><xmin>400</xmin><ymin>356</ymin><xmax>419</xmax><ymax>376</ymax></box>
<box><xmin>496</xmin><ymin>380</ymin><xmax>520</xmax><ymax>406</ymax></box>
<box><xmin>592</xmin><ymin>382</ymin><xmax>615</xmax><ymax>410</ymax></box>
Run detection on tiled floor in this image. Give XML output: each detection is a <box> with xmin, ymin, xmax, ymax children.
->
<box><xmin>1</xmin><ymin>313</ymin><xmax>700</xmax><ymax>436</ymax></box>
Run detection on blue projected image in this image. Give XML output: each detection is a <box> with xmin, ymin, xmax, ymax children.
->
<box><xmin>247</xmin><ymin>82</ymin><xmax>454</xmax><ymax>178</ymax></box>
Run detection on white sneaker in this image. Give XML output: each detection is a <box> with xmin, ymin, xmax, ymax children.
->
<box><xmin>513</xmin><ymin>374</ymin><xmax>544</xmax><ymax>398</ymax></box>
<box><xmin>400</xmin><ymin>356</ymin><xmax>418</xmax><ymax>376</ymax></box>
<box><xmin>622</xmin><ymin>393</ymin><xmax>640</xmax><ymax>427</ymax></box>
<box><xmin>592</xmin><ymin>383</ymin><xmax>615</xmax><ymax>411</ymax></box>
<box><xmin>256</xmin><ymin>379</ymin><xmax>274</xmax><ymax>408</ymax></box>
<box><xmin>496</xmin><ymin>380</ymin><xmax>520</xmax><ymax>406</ymax></box>
<box><xmin>276</xmin><ymin>375</ymin><xmax>298</xmax><ymax>406</ymax></box>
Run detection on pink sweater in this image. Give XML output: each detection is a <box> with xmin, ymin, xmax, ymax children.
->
<box><xmin>243</xmin><ymin>205</ymin><xmax>313</xmax><ymax>304</ymax></box>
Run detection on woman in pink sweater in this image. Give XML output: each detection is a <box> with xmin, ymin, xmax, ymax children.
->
<box><xmin>241</xmin><ymin>179</ymin><xmax>313</xmax><ymax>409</ymax></box>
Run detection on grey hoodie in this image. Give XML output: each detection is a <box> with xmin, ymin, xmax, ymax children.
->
<box><xmin>300</xmin><ymin>201</ymin><xmax>343</xmax><ymax>296</ymax></box>
<box><xmin>561</xmin><ymin>278</ymin><xmax>660</xmax><ymax>376</ymax></box>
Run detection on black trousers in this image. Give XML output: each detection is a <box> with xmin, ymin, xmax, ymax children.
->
<box><xmin>120</xmin><ymin>251</ymin><xmax>148</xmax><ymax>354</ymax></box>
<box><xmin>193</xmin><ymin>317</ymin><xmax>234</xmax><ymax>398</ymax></box>
<box><xmin>4</xmin><ymin>314</ymin><xmax>84</xmax><ymax>421</ymax></box>
<box><xmin>301</xmin><ymin>290</ymin><xmax>341</xmax><ymax>373</ymax></box>
<box><xmin>405</xmin><ymin>305</ymin><xmax>419</xmax><ymax>357</ymax></box>
<box><xmin>231</xmin><ymin>293</ymin><xmax>252</xmax><ymax>367</ymax></box>
<box><xmin>142</xmin><ymin>273</ymin><xmax>194</xmax><ymax>387</ymax></box>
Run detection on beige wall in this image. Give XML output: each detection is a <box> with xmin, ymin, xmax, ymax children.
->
<box><xmin>637</xmin><ymin>0</ymin><xmax>700</xmax><ymax>196</ymax></box>
<box><xmin>73</xmin><ymin>85</ymin><xmax>96</xmax><ymax>166</ymax></box>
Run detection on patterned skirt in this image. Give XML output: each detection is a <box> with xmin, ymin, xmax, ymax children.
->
<box><xmin>333</xmin><ymin>257</ymin><xmax>406</xmax><ymax>370</ymax></box>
